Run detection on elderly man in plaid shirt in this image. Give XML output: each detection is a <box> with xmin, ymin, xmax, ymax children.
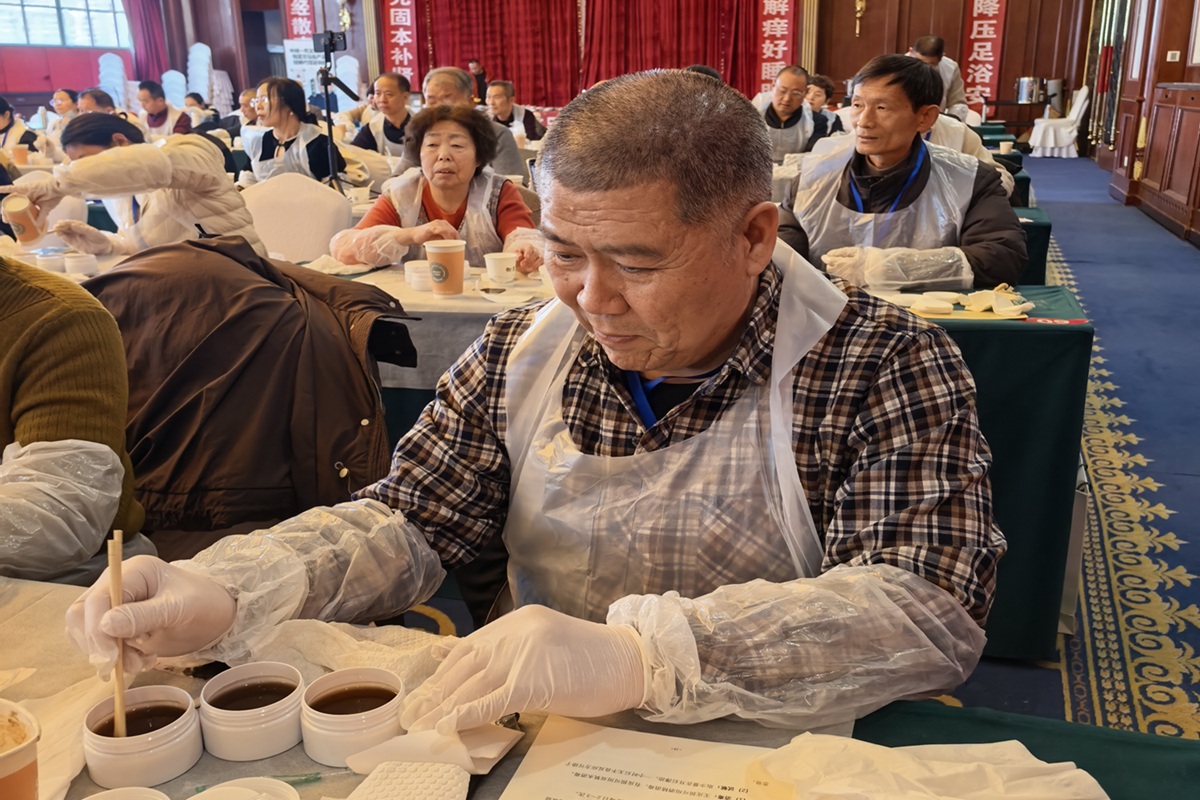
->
<box><xmin>68</xmin><ymin>71</ymin><xmax>1005</xmax><ymax>735</ymax></box>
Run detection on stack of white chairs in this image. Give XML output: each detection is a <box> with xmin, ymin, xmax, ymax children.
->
<box><xmin>97</xmin><ymin>53</ymin><xmax>128</xmax><ymax>110</ymax></box>
<box><xmin>334</xmin><ymin>55</ymin><xmax>360</xmax><ymax>117</ymax></box>
<box><xmin>161</xmin><ymin>70</ymin><xmax>188</xmax><ymax>109</ymax></box>
<box><xmin>1029</xmin><ymin>86</ymin><xmax>1090</xmax><ymax>158</ymax></box>
<box><xmin>210</xmin><ymin>70</ymin><xmax>235</xmax><ymax>117</ymax></box>
<box><xmin>186</xmin><ymin>43</ymin><xmax>213</xmax><ymax>103</ymax></box>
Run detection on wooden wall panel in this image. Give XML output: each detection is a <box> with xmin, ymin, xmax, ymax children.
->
<box><xmin>1165</xmin><ymin>106</ymin><xmax>1200</xmax><ymax>202</ymax></box>
<box><xmin>1141</xmin><ymin>98</ymin><xmax>1175</xmax><ymax>190</ymax></box>
<box><xmin>814</xmin><ymin>0</ymin><xmax>1091</xmax><ymax>115</ymax></box>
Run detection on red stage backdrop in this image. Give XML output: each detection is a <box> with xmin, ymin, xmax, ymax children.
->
<box><xmin>756</xmin><ymin>0</ymin><xmax>798</xmax><ymax>96</ymax></box>
<box><xmin>961</xmin><ymin>0</ymin><xmax>1009</xmax><ymax>112</ymax></box>
<box><xmin>381</xmin><ymin>0</ymin><xmax>421</xmax><ymax>88</ymax></box>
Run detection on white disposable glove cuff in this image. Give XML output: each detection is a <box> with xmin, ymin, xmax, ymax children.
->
<box><xmin>330</xmin><ymin>225</ymin><xmax>411</xmax><ymax>267</ymax></box>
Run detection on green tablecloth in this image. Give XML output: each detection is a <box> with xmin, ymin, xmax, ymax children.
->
<box><xmin>1012</xmin><ymin>168</ymin><xmax>1031</xmax><ymax>207</ymax></box>
<box><xmin>972</xmin><ymin>123</ymin><xmax>1007</xmax><ymax>136</ymax></box>
<box><xmin>993</xmin><ymin>150</ymin><xmax>1024</xmax><ymax>169</ymax></box>
<box><xmin>937</xmin><ymin>286</ymin><xmax>1092</xmax><ymax>658</ymax></box>
<box><xmin>1017</xmin><ymin>205</ymin><xmax>1051</xmax><ymax>284</ymax></box>
<box><xmin>86</xmin><ymin>201</ymin><xmax>117</xmax><ymax>232</ymax></box>
<box><xmin>856</xmin><ymin>701</ymin><xmax>1200</xmax><ymax>799</ymax></box>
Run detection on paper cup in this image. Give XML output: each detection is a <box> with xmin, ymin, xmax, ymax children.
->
<box><xmin>484</xmin><ymin>252</ymin><xmax>517</xmax><ymax>284</ymax></box>
<box><xmin>11</xmin><ymin>144</ymin><xmax>29</xmax><ymax>165</ymax></box>
<box><xmin>999</xmin><ymin>141</ymin><xmax>1014</xmax><ymax>154</ymax></box>
<box><xmin>0</xmin><ymin>700</ymin><xmax>40</xmax><ymax>800</ymax></box>
<box><xmin>347</xmin><ymin>186</ymin><xmax>371</xmax><ymax>204</ymax></box>
<box><xmin>1</xmin><ymin>195</ymin><xmax>44</xmax><ymax>245</ymax></box>
<box><xmin>424</xmin><ymin>239</ymin><xmax>466</xmax><ymax>296</ymax></box>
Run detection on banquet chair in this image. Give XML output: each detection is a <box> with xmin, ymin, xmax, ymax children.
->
<box><xmin>1029</xmin><ymin>86</ymin><xmax>1090</xmax><ymax>158</ymax></box>
<box><xmin>516</xmin><ymin>184</ymin><xmax>540</xmax><ymax>227</ymax></box>
<box><xmin>15</xmin><ymin>173</ymin><xmax>87</xmax><ymax>249</ymax></box>
<box><xmin>241</xmin><ymin>172</ymin><xmax>352</xmax><ymax>262</ymax></box>
<box><xmin>340</xmin><ymin>143</ymin><xmax>392</xmax><ymax>194</ymax></box>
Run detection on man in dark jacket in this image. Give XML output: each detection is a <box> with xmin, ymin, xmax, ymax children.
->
<box><xmin>779</xmin><ymin>55</ymin><xmax>1026</xmax><ymax>289</ymax></box>
<box><xmin>84</xmin><ymin>237</ymin><xmax>416</xmax><ymax>534</ymax></box>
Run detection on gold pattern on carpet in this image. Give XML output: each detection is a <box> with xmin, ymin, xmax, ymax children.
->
<box><xmin>1048</xmin><ymin>240</ymin><xmax>1198</xmax><ymax>738</ymax></box>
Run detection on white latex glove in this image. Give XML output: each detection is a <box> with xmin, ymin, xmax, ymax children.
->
<box><xmin>821</xmin><ymin>246</ymin><xmax>869</xmax><ymax>285</ymax></box>
<box><xmin>510</xmin><ymin>240</ymin><xmax>542</xmax><ymax>274</ymax></box>
<box><xmin>53</xmin><ymin>219</ymin><xmax>115</xmax><ymax>255</ymax></box>
<box><xmin>0</xmin><ymin>178</ymin><xmax>66</xmax><ymax>215</ymax></box>
<box><xmin>65</xmin><ymin>555</ymin><xmax>237</xmax><ymax>678</ymax></box>
<box><xmin>399</xmin><ymin>605</ymin><xmax>648</xmax><ymax>734</ymax></box>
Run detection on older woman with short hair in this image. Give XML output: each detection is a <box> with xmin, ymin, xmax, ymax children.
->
<box><xmin>331</xmin><ymin>104</ymin><xmax>541</xmax><ymax>272</ymax></box>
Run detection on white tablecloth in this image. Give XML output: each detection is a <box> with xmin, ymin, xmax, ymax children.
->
<box><xmin>354</xmin><ymin>266</ymin><xmax>553</xmax><ymax>390</ymax></box>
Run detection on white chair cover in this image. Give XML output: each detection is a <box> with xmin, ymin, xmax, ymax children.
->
<box><xmin>334</xmin><ymin>55</ymin><xmax>360</xmax><ymax>117</ymax></box>
<box><xmin>339</xmin><ymin>143</ymin><xmax>391</xmax><ymax>194</ymax></box>
<box><xmin>209</xmin><ymin>70</ymin><xmax>235</xmax><ymax>117</ymax></box>
<box><xmin>241</xmin><ymin>172</ymin><xmax>353</xmax><ymax>263</ymax></box>
<box><xmin>1029</xmin><ymin>86</ymin><xmax>1090</xmax><ymax>158</ymax></box>
<box><xmin>964</xmin><ymin>109</ymin><xmax>983</xmax><ymax>127</ymax></box>
<box><xmin>161</xmin><ymin>70</ymin><xmax>188</xmax><ymax>109</ymax></box>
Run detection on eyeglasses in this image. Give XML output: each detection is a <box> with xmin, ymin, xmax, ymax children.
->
<box><xmin>773</xmin><ymin>86</ymin><xmax>807</xmax><ymax>99</ymax></box>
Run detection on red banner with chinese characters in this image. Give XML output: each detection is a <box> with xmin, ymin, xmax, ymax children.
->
<box><xmin>757</xmin><ymin>0</ymin><xmax>798</xmax><ymax>95</ymax></box>
<box><xmin>961</xmin><ymin>0</ymin><xmax>1008</xmax><ymax>112</ymax></box>
<box><xmin>381</xmin><ymin>0</ymin><xmax>421</xmax><ymax>90</ymax></box>
<box><xmin>284</xmin><ymin>0</ymin><xmax>316</xmax><ymax>40</ymax></box>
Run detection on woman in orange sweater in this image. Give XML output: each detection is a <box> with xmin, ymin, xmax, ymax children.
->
<box><xmin>331</xmin><ymin>104</ymin><xmax>542</xmax><ymax>272</ymax></box>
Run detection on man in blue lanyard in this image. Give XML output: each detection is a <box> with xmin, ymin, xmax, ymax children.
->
<box><xmin>779</xmin><ymin>55</ymin><xmax>1026</xmax><ymax>291</ymax></box>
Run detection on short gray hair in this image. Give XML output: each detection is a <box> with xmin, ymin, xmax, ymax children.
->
<box><xmin>423</xmin><ymin>67</ymin><xmax>474</xmax><ymax>100</ymax></box>
<box><xmin>538</xmin><ymin>70</ymin><xmax>772</xmax><ymax>226</ymax></box>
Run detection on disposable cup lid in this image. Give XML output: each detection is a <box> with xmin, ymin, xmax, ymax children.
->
<box><xmin>424</xmin><ymin>239</ymin><xmax>465</xmax><ymax>251</ymax></box>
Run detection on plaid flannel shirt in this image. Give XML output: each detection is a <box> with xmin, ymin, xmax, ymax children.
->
<box><xmin>358</xmin><ymin>262</ymin><xmax>1005</xmax><ymax>629</ymax></box>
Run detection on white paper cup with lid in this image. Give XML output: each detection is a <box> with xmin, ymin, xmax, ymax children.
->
<box><xmin>199</xmin><ymin>661</ymin><xmax>304</xmax><ymax>761</ymax></box>
<box><xmin>83</xmin><ymin>684</ymin><xmax>202</xmax><ymax>788</ymax></box>
<box><xmin>300</xmin><ymin>667</ymin><xmax>404</xmax><ymax>767</ymax></box>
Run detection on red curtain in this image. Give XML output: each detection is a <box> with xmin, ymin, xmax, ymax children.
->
<box><xmin>421</xmin><ymin>0</ymin><xmax>581</xmax><ymax>108</ymax></box>
<box><xmin>120</xmin><ymin>0</ymin><xmax>169</xmax><ymax>80</ymax></box>
<box><xmin>581</xmin><ymin>0</ymin><xmax>760</xmax><ymax>97</ymax></box>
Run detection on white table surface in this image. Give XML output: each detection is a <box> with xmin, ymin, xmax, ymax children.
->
<box><xmin>15</xmin><ymin>163</ymin><xmax>54</xmax><ymax>175</ymax></box>
<box><xmin>354</xmin><ymin>266</ymin><xmax>553</xmax><ymax>390</ymax></box>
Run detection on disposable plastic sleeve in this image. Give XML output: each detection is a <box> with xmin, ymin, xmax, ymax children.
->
<box><xmin>183</xmin><ymin>499</ymin><xmax>447</xmax><ymax>664</ymax></box>
<box><xmin>330</xmin><ymin>225</ymin><xmax>412</xmax><ymax>267</ymax></box>
<box><xmin>607</xmin><ymin>564</ymin><xmax>986</xmax><ymax>729</ymax></box>
<box><xmin>867</xmin><ymin>246</ymin><xmax>973</xmax><ymax>293</ymax></box>
<box><xmin>54</xmin><ymin>143</ymin><xmax>174</xmax><ymax>197</ymax></box>
<box><xmin>0</xmin><ymin>440</ymin><xmax>123</xmax><ymax>580</ymax></box>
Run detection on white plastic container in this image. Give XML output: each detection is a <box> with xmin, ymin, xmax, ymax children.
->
<box><xmin>198</xmin><ymin>661</ymin><xmax>304</xmax><ymax>761</ymax></box>
<box><xmin>35</xmin><ymin>253</ymin><xmax>65</xmax><ymax>272</ymax></box>
<box><xmin>404</xmin><ymin>259</ymin><xmax>429</xmax><ymax>286</ymax></box>
<box><xmin>64</xmin><ymin>252</ymin><xmax>98</xmax><ymax>275</ymax></box>
<box><xmin>407</xmin><ymin>261</ymin><xmax>433</xmax><ymax>292</ymax></box>
<box><xmin>0</xmin><ymin>699</ymin><xmax>40</xmax><ymax>800</ymax></box>
<box><xmin>83</xmin><ymin>685</ymin><xmax>203</xmax><ymax>789</ymax></box>
<box><xmin>300</xmin><ymin>667</ymin><xmax>403</xmax><ymax>767</ymax></box>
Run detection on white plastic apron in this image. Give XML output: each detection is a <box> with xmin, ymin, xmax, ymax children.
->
<box><xmin>499</xmin><ymin>241</ymin><xmax>848</xmax><ymax>620</ymax></box>
<box><xmin>794</xmin><ymin>140</ymin><xmax>976</xmax><ymax>265</ymax></box>
<box><xmin>367</xmin><ymin>113</ymin><xmax>407</xmax><ymax>157</ymax></box>
<box><xmin>141</xmin><ymin>105</ymin><xmax>185</xmax><ymax>142</ymax></box>
<box><xmin>242</xmin><ymin>123</ymin><xmax>322</xmax><ymax>183</ymax></box>
<box><xmin>386</xmin><ymin>167</ymin><xmax>504</xmax><ymax>268</ymax></box>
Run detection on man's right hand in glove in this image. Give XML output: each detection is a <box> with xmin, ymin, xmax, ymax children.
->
<box><xmin>65</xmin><ymin>555</ymin><xmax>237</xmax><ymax>679</ymax></box>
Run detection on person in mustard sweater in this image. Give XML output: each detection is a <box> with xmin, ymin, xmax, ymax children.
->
<box><xmin>0</xmin><ymin>256</ymin><xmax>151</xmax><ymax>583</ymax></box>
